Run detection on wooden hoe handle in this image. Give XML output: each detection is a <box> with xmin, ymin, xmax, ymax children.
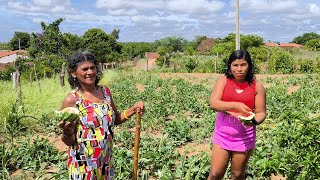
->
<box><xmin>133</xmin><ymin>112</ymin><xmax>141</xmax><ymax>180</ymax></box>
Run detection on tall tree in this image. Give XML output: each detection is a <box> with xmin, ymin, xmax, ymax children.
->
<box><xmin>153</xmin><ymin>36</ymin><xmax>187</xmax><ymax>53</ymax></box>
<box><xmin>292</xmin><ymin>32</ymin><xmax>320</xmax><ymax>45</ymax></box>
<box><xmin>121</xmin><ymin>42</ymin><xmax>152</xmax><ymax>60</ymax></box>
<box><xmin>28</xmin><ymin>18</ymin><xmax>67</xmax><ymax>58</ymax></box>
<box><xmin>82</xmin><ymin>28</ymin><xmax>121</xmax><ymax>63</ymax></box>
<box><xmin>221</xmin><ymin>33</ymin><xmax>263</xmax><ymax>50</ymax></box>
<box><xmin>27</xmin><ymin>18</ymin><xmax>67</xmax><ymax>78</ymax></box>
<box><xmin>63</xmin><ymin>32</ymin><xmax>83</xmax><ymax>56</ymax></box>
<box><xmin>111</xmin><ymin>29</ymin><xmax>120</xmax><ymax>40</ymax></box>
<box><xmin>9</xmin><ymin>32</ymin><xmax>31</xmax><ymax>50</ymax></box>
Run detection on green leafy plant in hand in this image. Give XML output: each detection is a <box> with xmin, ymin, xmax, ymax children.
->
<box><xmin>54</xmin><ymin>107</ymin><xmax>80</xmax><ymax>122</ymax></box>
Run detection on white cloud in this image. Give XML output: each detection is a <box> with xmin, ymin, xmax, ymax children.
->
<box><xmin>240</xmin><ymin>0</ymin><xmax>300</xmax><ymax>13</ymax></box>
<box><xmin>1</xmin><ymin>0</ymin><xmax>320</xmax><ymax>43</ymax></box>
<box><xmin>95</xmin><ymin>0</ymin><xmax>164</xmax><ymax>11</ymax></box>
<box><xmin>309</xmin><ymin>3</ymin><xmax>320</xmax><ymax>16</ymax></box>
<box><xmin>8</xmin><ymin>0</ymin><xmax>75</xmax><ymax>14</ymax></box>
<box><xmin>65</xmin><ymin>13</ymin><xmax>99</xmax><ymax>22</ymax></box>
<box><xmin>131</xmin><ymin>15</ymin><xmax>159</xmax><ymax>23</ymax></box>
<box><xmin>167</xmin><ymin>0</ymin><xmax>225</xmax><ymax>14</ymax></box>
<box><xmin>108</xmin><ymin>9</ymin><xmax>139</xmax><ymax>16</ymax></box>
<box><xmin>32</xmin><ymin>17</ymin><xmax>48</xmax><ymax>24</ymax></box>
<box><xmin>32</xmin><ymin>0</ymin><xmax>52</xmax><ymax>7</ymax></box>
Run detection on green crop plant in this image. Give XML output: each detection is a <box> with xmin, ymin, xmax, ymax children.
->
<box><xmin>1</xmin><ymin>70</ymin><xmax>319</xmax><ymax>179</ymax></box>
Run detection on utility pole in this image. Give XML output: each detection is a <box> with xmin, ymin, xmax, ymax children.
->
<box><xmin>236</xmin><ymin>0</ymin><xmax>240</xmax><ymax>50</ymax></box>
<box><xmin>18</xmin><ymin>38</ymin><xmax>21</xmax><ymax>50</ymax></box>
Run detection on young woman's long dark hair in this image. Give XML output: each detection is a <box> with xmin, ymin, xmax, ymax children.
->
<box><xmin>67</xmin><ymin>52</ymin><xmax>101</xmax><ymax>89</ymax></box>
<box><xmin>225</xmin><ymin>50</ymin><xmax>255</xmax><ymax>84</ymax></box>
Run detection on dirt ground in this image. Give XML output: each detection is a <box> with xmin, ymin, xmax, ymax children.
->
<box><xmin>34</xmin><ymin>59</ymin><xmax>294</xmax><ymax>179</ymax></box>
<box><xmin>47</xmin><ymin>72</ymin><xmax>293</xmax><ymax>180</ymax></box>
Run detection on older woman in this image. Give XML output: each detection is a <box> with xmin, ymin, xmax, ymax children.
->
<box><xmin>58</xmin><ymin>52</ymin><xmax>144</xmax><ymax>179</ymax></box>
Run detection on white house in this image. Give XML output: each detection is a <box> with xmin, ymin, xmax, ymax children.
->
<box><xmin>0</xmin><ymin>50</ymin><xmax>28</xmax><ymax>64</ymax></box>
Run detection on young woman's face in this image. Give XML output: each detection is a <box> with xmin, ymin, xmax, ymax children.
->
<box><xmin>72</xmin><ymin>61</ymin><xmax>97</xmax><ymax>87</ymax></box>
<box><xmin>230</xmin><ymin>58</ymin><xmax>249</xmax><ymax>82</ymax></box>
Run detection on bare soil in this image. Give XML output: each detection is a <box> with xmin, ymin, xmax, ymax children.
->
<box><xmin>30</xmin><ymin>67</ymin><xmax>299</xmax><ymax>179</ymax></box>
<box><xmin>176</xmin><ymin>142</ymin><xmax>211</xmax><ymax>157</ymax></box>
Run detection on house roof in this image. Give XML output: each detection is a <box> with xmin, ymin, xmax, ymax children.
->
<box><xmin>0</xmin><ymin>50</ymin><xmax>27</xmax><ymax>58</ymax></box>
<box><xmin>264</xmin><ymin>42</ymin><xmax>303</xmax><ymax>48</ymax></box>
<box><xmin>145</xmin><ymin>52</ymin><xmax>160</xmax><ymax>60</ymax></box>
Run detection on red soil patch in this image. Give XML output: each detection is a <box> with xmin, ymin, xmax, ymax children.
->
<box><xmin>271</xmin><ymin>174</ymin><xmax>287</xmax><ymax>180</ymax></box>
<box><xmin>136</xmin><ymin>83</ymin><xmax>145</xmax><ymax>93</ymax></box>
<box><xmin>176</xmin><ymin>142</ymin><xmax>211</xmax><ymax>157</ymax></box>
<box><xmin>287</xmin><ymin>85</ymin><xmax>300</xmax><ymax>94</ymax></box>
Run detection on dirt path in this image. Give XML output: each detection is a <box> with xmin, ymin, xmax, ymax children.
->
<box><xmin>159</xmin><ymin>72</ymin><xmax>305</xmax><ymax>80</ymax></box>
<box><xmin>134</xmin><ymin>58</ymin><xmax>157</xmax><ymax>70</ymax></box>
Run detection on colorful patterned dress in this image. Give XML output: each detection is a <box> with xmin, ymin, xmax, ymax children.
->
<box><xmin>68</xmin><ymin>87</ymin><xmax>115</xmax><ymax>180</ymax></box>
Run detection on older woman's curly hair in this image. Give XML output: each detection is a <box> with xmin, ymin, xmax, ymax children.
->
<box><xmin>67</xmin><ymin>52</ymin><xmax>101</xmax><ymax>89</ymax></box>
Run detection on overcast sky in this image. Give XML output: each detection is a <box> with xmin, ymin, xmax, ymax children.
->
<box><xmin>0</xmin><ymin>0</ymin><xmax>319</xmax><ymax>43</ymax></box>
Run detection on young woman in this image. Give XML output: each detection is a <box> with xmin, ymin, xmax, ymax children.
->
<box><xmin>208</xmin><ymin>50</ymin><xmax>266</xmax><ymax>180</ymax></box>
<box><xmin>58</xmin><ymin>52</ymin><xmax>144</xmax><ymax>179</ymax></box>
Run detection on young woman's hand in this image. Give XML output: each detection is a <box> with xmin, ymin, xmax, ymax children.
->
<box><xmin>234</xmin><ymin>102</ymin><xmax>252</xmax><ymax>116</ymax></box>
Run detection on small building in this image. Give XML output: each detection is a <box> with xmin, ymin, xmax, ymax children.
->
<box><xmin>0</xmin><ymin>50</ymin><xmax>28</xmax><ymax>64</ymax></box>
<box><xmin>145</xmin><ymin>52</ymin><xmax>160</xmax><ymax>60</ymax></box>
<box><xmin>144</xmin><ymin>52</ymin><xmax>160</xmax><ymax>70</ymax></box>
<box><xmin>264</xmin><ymin>42</ymin><xmax>303</xmax><ymax>50</ymax></box>
<box><xmin>196</xmin><ymin>36</ymin><xmax>217</xmax><ymax>53</ymax></box>
<box><xmin>0</xmin><ymin>50</ymin><xmax>28</xmax><ymax>71</ymax></box>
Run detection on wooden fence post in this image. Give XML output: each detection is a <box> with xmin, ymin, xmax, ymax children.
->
<box><xmin>12</xmin><ymin>72</ymin><xmax>17</xmax><ymax>89</ymax></box>
<box><xmin>16</xmin><ymin>69</ymin><xmax>22</xmax><ymax>104</ymax></box>
<box><xmin>33</xmin><ymin>64</ymin><xmax>41</xmax><ymax>92</ymax></box>
<box><xmin>60</xmin><ymin>63</ymin><xmax>66</xmax><ymax>87</ymax></box>
<box><xmin>29</xmin><ymin>72</ymin><xmax>32</xmax><ymax>86</ymax></box>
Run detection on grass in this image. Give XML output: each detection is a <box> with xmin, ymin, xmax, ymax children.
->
<box><xmin>0</xmin><ymin>76</ymin><xmax>70</xmax><ymax>125</ymax></box>
<box><xmin>0</xmin><ymin>70</ymin><xmax>132</xmax><ymax>124</ymax></box>
<box><xmin>292</xmin><ymin>48</ymin><xmax>320</xmax><ymax>60</ymax></box>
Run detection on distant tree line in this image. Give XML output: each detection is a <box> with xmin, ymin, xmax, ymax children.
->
<box><xmin>291</xmin><ymin>32</ymin><xmax>320</xmax><ymax>51</ymax></box>
<box><xmin>1</xmin><ymin>17</ymin><xmax>320</xmax><ymax>80</ymax></box>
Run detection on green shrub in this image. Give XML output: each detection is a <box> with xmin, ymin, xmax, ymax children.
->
<box><xmin>0</xmin><ymin>65</ymin><xmax>15</xmax><ymax>81</ymax></box>
<box><xmin>185</xmin><ymin>58</ymin><xmax>197</xmax><ymax>73</ymax></box>
<box><xmin>269</xmin><ymin>48</ymin><xmax>294</xmax><ymax>74</ymax></box>
<box><xmin>298</xmin><ymin>59</ymin><xmax>314</xmax><ymax>73</ymax></box>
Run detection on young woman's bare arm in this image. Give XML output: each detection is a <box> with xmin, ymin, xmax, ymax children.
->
<box><xmin>253</xmin><ymin>81</ymin><xmax>266</xmax><ymax>124</ymax></box>
<box><xmin>210</xmin><ymin>76</ymin><xmax>251</xmax><ymax>115</ymax></box>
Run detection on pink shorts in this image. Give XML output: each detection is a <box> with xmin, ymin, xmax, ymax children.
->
<box><xmin>212</xmin><ymin>112</ymin><xmax>256</xmax><ymax>152</ymax></box>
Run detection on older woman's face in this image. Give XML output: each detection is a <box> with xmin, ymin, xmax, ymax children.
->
<box><xmin>72</xmin><ymin>61</ymin><xmax>97</xmax><ymax>87</ymax></box>
<box><xmin>230</xmin><ymin>58</ymin><xmax>249</xmax><ymax>82</ymax></box>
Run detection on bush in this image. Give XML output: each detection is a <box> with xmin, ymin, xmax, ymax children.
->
<box><xmin>0</xmin><ymin>65</ymin><xmax>15</xmax><ymax>81</ymax></box>
<box><xmin>298</xmin><ymin>59</ymin><xmax>314</xmax><ymax>73</ymax></box>
<box><xmin>185</xmin><ymin>58</ymin><xmax>197</xmax><ymax>73</ymax></box>
<box><xmin>268</xmin><ymin>48</ymin><xmax>294</xmax><ymax>74</ymax></box>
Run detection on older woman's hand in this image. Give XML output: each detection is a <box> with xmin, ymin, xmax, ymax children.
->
<box><xmin>58</xmin><ymin>119</ymin><xmax>78</xmax><ymax>136</ymax></box>
<box><xmin>134</xmin><ymin>101</ymin><xmax>145</xmax><ymax>115</ymax></box>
